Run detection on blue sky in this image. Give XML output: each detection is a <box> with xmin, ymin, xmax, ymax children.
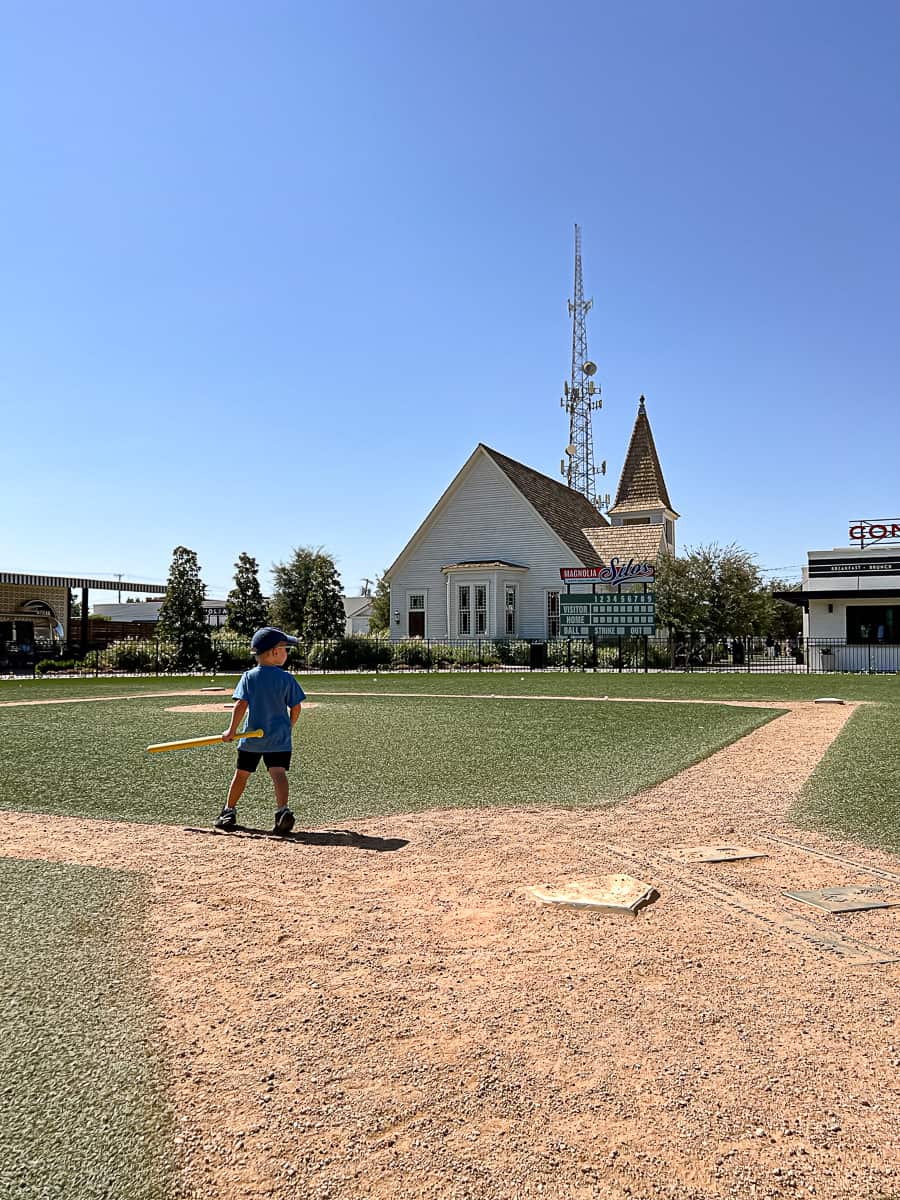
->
<box><xmin>3</xmin><ymin>1</ymin><xmax>898</xmax><ymax>601</ymax></box>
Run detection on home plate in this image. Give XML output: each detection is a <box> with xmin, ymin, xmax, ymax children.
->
<box><xmin>668</xmin><ymin>845</ymin><xmax>768</xmax><ymax>863</ymax></box>
<box><xmin>526</xmin><ymin>874</ymin><xmax>658</xmax><ymax>916</ymax></box>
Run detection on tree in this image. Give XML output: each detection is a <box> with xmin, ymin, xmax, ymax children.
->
<box><xmin>157</xmin><ymin>546</ymin><xmax>211</xmax><ymax>665</ymax></box>
<box><xmin>763</xmin><ymin>578</ymin><xmax>804</xmax><ymax>640</ymax></box>
<box><xmin>225</xmin><ymin>552</ymin><xmax>269</xmax><ymax>636</ymax></box>
<box><xmin>655</xmin><ymin>543</ymin><xmax>769</xmax><ymax>639</ymax></box>
<box><xmin>369</xmin><ymin>571</ymin><xmax>391</xmax><ymax>634</ymax></box>
<box><xmin>270</xmin><ymin>547</ymin><xmax>345</xmax><ymax>640</ymax></box>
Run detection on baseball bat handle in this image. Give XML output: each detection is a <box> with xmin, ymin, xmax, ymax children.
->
<box><xmin>147</xmin><ymin>729</ymin><xmax>265</xmax><ymax>754</ymax></box>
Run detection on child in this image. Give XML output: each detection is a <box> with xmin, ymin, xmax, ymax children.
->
<box><xmin>215</xmin><ymin>626</ymin><xmax>306</xmax><ymax>834</ymax></box>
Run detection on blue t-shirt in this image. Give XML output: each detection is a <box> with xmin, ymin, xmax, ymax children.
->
<box><xmin>233</xmin><ymin>665</ymin><xmax>306</xmax><ymax>753</ymax></box>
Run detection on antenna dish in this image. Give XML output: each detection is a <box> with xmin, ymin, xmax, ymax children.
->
<box><xmin>565</xmin><ymin>444</ymin><xmax>577</xmax><ymax>456</ymax></box>
<box><xmin>583</xmin><ymin>361</ymin><xmax>597</xmax><ymax>377</ymax></box>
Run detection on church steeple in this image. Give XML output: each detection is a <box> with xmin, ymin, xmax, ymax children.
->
<box><xmin>607</xmin><ymin>396</ymin><xmax>678</xmax><ymax>551</ymax></box>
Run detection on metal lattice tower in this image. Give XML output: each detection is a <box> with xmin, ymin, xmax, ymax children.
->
<box><xmin>560</xmin><ymin>225</ymin><xmax>607</xmax><ymax>511</ymax></box>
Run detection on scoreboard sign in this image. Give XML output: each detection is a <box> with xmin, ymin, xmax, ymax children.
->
<box><xmin>559</xmin><ymin>592</ymin><xmax>656</xmax><ymax>637</ymax></box>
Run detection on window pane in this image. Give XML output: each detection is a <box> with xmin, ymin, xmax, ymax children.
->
<box><xmin>458</xmin><ymin>585</ymin><xmax>470</xmax><ymax>635</ymax></box>
<box><xmin>409</xmin><ymin>594</ymin><xmax>425</xmax><ymax>611</ymax></box>
<box><xmin>547</xmin><ymin>591</ymin><xmax>560</xmax><ymax>638</ymax></box>
<box><xmin>847</xmin><ymin>606</ymin><xmax>894</xmax><ymax>644</ymax></box>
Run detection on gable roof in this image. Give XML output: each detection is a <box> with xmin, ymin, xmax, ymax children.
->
<box><xmin>480</xmin><ymin>445</ymin><xmax>607</xmax><ymax>567</ymax></box>
<box><xmin>608</xmin><ymin>397</ymin><xmax>678</xmax><ymax>517</ymax></box>
<box><xmin>342</xmin><ymin>596</ymin><xmax>373</xmax><ymax>618</ymax></box>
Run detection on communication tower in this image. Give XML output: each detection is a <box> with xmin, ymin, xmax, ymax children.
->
<box><xmin>560</xmin><ymin>225</ymin><xmax>608</xmax><ymax>511</ymax></box>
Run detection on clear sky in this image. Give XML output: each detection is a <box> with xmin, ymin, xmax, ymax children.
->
<box><xmin>3</xmin><ymin>0</ymin><xmax>898</xmax><ymax>602</ymax></box>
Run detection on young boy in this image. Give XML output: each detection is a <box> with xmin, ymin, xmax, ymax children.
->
<box><xmin>215</xmin><ymin>626</ymin><xmax>306</xmax><ymax>834</ymax></box>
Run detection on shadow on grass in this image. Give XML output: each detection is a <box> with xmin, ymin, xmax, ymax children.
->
<box><xmin>184</xmin><ymin>825</ymin><xmax>409</xmax><ymax>851</ymax></box>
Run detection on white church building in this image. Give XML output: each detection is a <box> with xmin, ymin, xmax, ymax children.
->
<box><xmin>386</xmin><ymin>398</ymin><xmax>677</xmax><ymax>641</ymax></box>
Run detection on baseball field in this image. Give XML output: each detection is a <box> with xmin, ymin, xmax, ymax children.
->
<box><xmin>1</xmin><ymin>671</ymin><xmax>899</xmax><ymax>1199</ymax></box>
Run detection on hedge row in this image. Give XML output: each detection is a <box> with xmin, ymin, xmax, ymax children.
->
<box><xmin>37</xmin><ymin>635</ymin><xmax>673</xmax><ymax>676</ymax></box>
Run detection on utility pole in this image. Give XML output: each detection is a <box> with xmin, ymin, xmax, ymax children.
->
<box><xmin>115</xmin><ymin>573</ymin><xmax>123</xmax><ymax>604</ymax></box>
<box><xmin>560</xmin><ymin>225</ymin><xmax>607</xmax><ymax>511</ymax></box>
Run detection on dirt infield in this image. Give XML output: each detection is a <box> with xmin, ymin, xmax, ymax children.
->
<box><xmin>3</xmin><ymin>700</ymin><xmax>900</xmax><ymax>1199</ymax></box>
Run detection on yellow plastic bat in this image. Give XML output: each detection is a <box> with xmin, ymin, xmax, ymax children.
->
<box><xmin>146</xmin><ymin>729</ymin><xmax>265</xmax><ymax>753</ymax></box>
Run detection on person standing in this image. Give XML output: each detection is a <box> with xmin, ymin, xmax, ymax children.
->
<box><xmin>215</xmin><ymin>626</ymin><xmax>306</xmax><ymax>834</ymax></box>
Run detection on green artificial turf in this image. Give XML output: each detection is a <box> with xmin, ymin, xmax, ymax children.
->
<box><xmin>0</xmin><ymin>859</ymin><xmax>176</xmax><ymax>1200</ymax></box>
<box><xmin>2</xmin><ymin>667</ymin><xmax>900</xmax><ymax>706</ymax></box>
<box><xmin>304</xmin><ymin>669</ymin><xmax>900</xmax><ymax>706</ymax></box>
<box><xmin>0</xmin><ymin>693</ymin><xmax>778</xmax><ymax>827</ymax></box>
<box><xmin>790</xmin><ymin>703</ymin><xmax>900</xmax><ymax>853</ymax></box>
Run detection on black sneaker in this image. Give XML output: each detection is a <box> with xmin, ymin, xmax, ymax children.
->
<box><xmin>273</xmin><ymin>807</ymin><xmax>295</xmax><ymax>836</ymax></box>
<box><xmin>215</xmin><ymin>806</ymin><xmax>237</xmax><ymax>831</ymax></box>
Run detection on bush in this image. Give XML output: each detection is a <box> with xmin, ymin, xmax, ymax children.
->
<box><xmin>391</xmin><ymin>640</ymin><xmax>432</xmax><ymax>670</ymax></box>
<box><xmin>210</xmin><ymin>632</ymin><xmax>253</xmax><ymax>672</ymax></box>
<box><xmin>105</xmin><ymin>639</ymin><xmax>157</xmax><ymax>672</ymax></box>
<box><xmin>496</xmin><ymin>640</ymin><xmax>530</xmax><ymax>667</ymax></box>
<box><xmin>35</xmin><ymin>658</ymin><xmax>83</xmax><ymax>675</ymax></box>
<box><xmin>304</xmin><ymin>637</ymin><xmax>393</xmax><ymax>672</ymax></box>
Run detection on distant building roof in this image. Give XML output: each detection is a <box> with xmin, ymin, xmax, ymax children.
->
<box><xmin>480</xmin><ymin>445</ymin><xmax>607</xmax><ymax>566</ymax></box>
<box><xmin>581</xmin><ymin>524</ymin><xmax>666</xmax><ymax>562</ymax></box>
<box><xmin>342</xmin><ymin>596</ymin><xmax>374</xmax><ymax>618</ymax></box>
<box><xmin>608</xmin><ymin>398</ymin><xmax>678</xmax><ymax>517</ymax></box>
<box><xmin>0</xmin><ymin>572</ymin><xmax>163</xmax><ymax>592</ymax></box>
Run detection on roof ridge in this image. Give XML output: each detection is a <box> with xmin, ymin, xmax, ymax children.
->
<box><xmin>480</xmin><ymin>445</ymin><xmax>608</xmax><ymax>567</ymax></box>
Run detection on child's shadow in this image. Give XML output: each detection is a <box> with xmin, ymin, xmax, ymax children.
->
<box><xmin>293</xmin><ymin>829</ymin><xmax>408</xmax><ymax>853</ymax></box>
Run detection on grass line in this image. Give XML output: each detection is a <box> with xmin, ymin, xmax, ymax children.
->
<box><xmin>0</xmin><ymin>860</ymin><xmax>176</xmax><ymax>1200</ymax></box>
<box><xmin>791</xmin><ymin>704</ymin><xmax>900</xmax><ymax>852</ymax></box>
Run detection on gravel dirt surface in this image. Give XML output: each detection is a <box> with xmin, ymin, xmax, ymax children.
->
<box><xmin>3</xmin><ymin>698</ymin><xmax>900</xmax><ymax>1200</ymax></box>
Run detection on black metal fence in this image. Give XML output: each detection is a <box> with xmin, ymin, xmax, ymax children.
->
<box><xmin>2</xmin><ymin>634</ymin><xmax>894</xmax><ymax>677</ymax></box>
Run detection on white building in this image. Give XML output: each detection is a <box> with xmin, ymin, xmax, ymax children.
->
<box><xmin>386</xmin><ymin>399</ymin><xmax>677</xmax><ymax>641</ymax></box>
<box><xmin>93</xmin><ymin>599</ymin><xmax>229</xmax><ymax>628</ymax></box>
<box><xmin>783</xmin><ymin>529</ymin><xmax>900</xmax><ymax>671</ymax></box>
<box><xmin>343</xmin><ymin>596</ymin><xmax>374</xmax><ymax>636</ymax></box>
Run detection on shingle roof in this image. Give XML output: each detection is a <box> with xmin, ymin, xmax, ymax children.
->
<box><xmin>342</xmin><ymin>596</ymin><xmax>373</xmax><ymax>618</ymax></box>
<box><xmin>581</xmin><ymin>524</ymin><xmax>667</xmax><ymax>563</ymax></box>
<box><xmin>480</xmin><ymin>445</ymin><xmax>607</xmax><ymax>567</ymax></box>
<box><xmin>608</xmin><ymin>398</ymin><xmax>678</xmax><ymax>516</ymax></box>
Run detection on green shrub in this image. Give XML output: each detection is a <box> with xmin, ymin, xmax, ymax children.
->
<box><xmin>210</xmin><ymin>632</ymin><xmax>252</xmax><ymax>672</ymax></box>
<box><xmin>105</xmin><ymin>639</ymin><xmax>156</xmax><ymax>672</ymax></box>
<box><xmin>35</xmin><ymin>658</ymin><xmax>83</xmax><ymax>676</ymax></box>
<box><xmin>391</xmin><ymin>640</ymin><xmax>432</xmax><ymax>669</ymax></box>
<box><xmin>496</xmin><ymin>640</ymin><xmax>530</xmax><ymax>667</ymax></box>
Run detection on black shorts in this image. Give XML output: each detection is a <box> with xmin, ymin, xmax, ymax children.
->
<box><xmin>236</xmin><ymin>750</ymin><xmax>292</xmax><ymax>773</ymax></box>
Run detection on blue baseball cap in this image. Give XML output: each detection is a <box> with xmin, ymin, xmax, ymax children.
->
<box><xmin>250</xmin><ymin>626</ymin><xmax>299</xmax><ymax>654</ymax></box>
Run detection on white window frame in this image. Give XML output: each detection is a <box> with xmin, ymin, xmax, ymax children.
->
<box><xmin>457</xmin><ymin>584</ymin><xmax>471</xmax><ymax>636</ymax></box>
<box><xmin>547</xmin><ymin>590</ymin><xmax>560</xmax><ymax>638</ymax></box>
<box><xmin>474</xmin><ymin>584</ymin><xmax>487</xmax><ymax>635</ymax></box>
<box><xmin>406</xmin><ymin>591</ymin><xmax>426</xmax><ymax>638</ymax></box>
<box><xmin>504</xmin><ymin>583</ymin><xmax>518</xmax><ymax>636</ymax></box>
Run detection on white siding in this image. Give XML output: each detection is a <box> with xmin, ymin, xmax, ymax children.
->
<box><xmin>387</xmin><ymin>450</ymin><xmax>587</xmax><ymax>640</ymax></box>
